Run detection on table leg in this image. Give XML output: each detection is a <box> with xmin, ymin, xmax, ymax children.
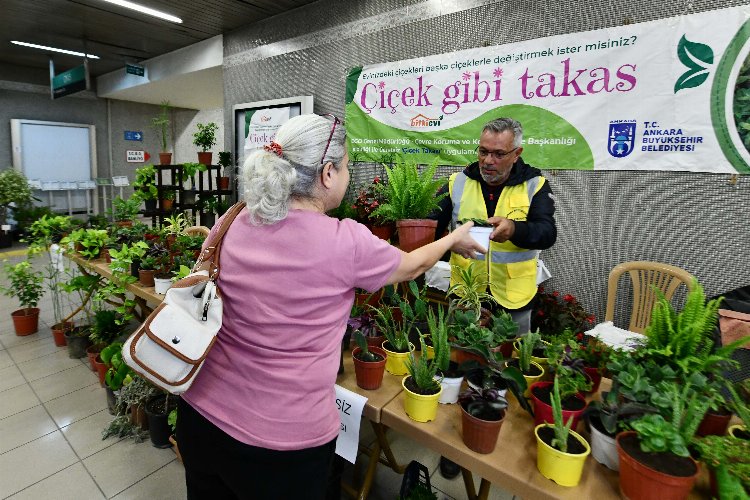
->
<box><xmin>461</xmin><ymin>468</ymin><xmax>491</xmax><ymax>500</ymax></box>
<box><xmin>342</xmin><ymin>422</ymin><xmax>407</xmax><ymax>500</ymax></box>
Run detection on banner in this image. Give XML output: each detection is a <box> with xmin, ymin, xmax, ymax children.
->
<box><xmin>345</xmin><ymin>6</ymin><xmax>750</xmax><ymax>173</ymax></box>
<box><xmin>243</xmin><ymin>106</ymin><xmax>291</xmax><ymax>160</ymax></box>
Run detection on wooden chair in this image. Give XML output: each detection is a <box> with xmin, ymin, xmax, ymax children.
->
<box><xmin>184</xmin><ymin>225</ymin><xmax>210</xmax><ymax>238</ymax></box>
<box><xmin>604</xmin><ymin>261</ymin><xmax>695</xmax><ymax>334</ymax></box>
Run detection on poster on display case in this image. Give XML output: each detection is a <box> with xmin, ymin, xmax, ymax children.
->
<box><xmin>345</xmin><ymin>6</ymin><xmax>750</xmax><ymax>174</ymax></box>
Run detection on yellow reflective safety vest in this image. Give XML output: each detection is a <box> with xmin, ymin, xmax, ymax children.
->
<box><xmin>448</xmin><ymin>171</ymin><xmax>545</xmax><ymax>309</ymax></box>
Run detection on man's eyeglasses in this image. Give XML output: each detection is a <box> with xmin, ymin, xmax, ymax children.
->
<box><xmin>320</xmin><ymin>114</ymin><xmax>341</xmax><ymax>165</ymax></box>
<box><xmin>476</xmin><ymin>146</ymin><xmax>518</xmax><ymax>161</ymax></box>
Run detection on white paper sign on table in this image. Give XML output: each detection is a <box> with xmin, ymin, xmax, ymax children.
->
<box><xmin>334</xmin><ymin>384</ymin><xmax>367</xmax><ymax>464</ymax></box>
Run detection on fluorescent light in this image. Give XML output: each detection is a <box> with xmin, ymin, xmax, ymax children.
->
<box><xmin>11</xmin><ymin>41</ymin><xmax>100</xmax><ymax>59</ymax></box>
<box><xmin>100</xmin><ymin>0</ymin><xmax>182</xmax><ymax>23</ymax></box>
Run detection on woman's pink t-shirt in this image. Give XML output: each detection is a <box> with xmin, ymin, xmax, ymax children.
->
<box><xmin>182</xmin><ymin>208</ymin><xmax>401</xmax><ymax>450</ymax></box>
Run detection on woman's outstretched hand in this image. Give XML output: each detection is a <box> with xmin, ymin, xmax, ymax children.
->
<box><xmin>449</xmin><ymin>222</ymin><xmax>487</xmax><ymax>260</ymax></box>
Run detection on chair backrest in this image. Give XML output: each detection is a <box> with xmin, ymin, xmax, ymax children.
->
<box><xmin>604</xmin><ymin>261</ymin><xmax>695</xmax><ymax>334</ymax></box>
<box><xmin>184</xmin><ymin>225</ymin><xmax>210</xmax><ymax>238</ymax></box>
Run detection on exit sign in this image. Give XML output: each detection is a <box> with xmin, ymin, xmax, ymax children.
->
<box><xmin>126</xmin><ymin>64</ymin><xmax>145</xmax><ymax>77</ymax></box>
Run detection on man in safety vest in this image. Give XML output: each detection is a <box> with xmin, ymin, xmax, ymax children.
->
<box><xmin>434</xmin><ymin>117</ymin><xmax>557</xmax><ymax>479</ymax></box>
<box><xmin>433</xmin><ymin>116</ymin><xmax>557</xmax><ymax>334</ymax></box>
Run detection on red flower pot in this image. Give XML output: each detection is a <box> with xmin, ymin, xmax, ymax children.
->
<box><xmin>217</xmin><ymin>176</ymin><xmax>230</xmax><ymax>190</ymax></box>
<box><xmin>93</xmin><ymin>355</ymin><xmax>108</xmax><ymax>387</ymax></box>
<box><xmin>617</xmin><ymin>431</ymin><xmax>699</xmax><ymax>500</ymax></box>
<box><xmin>583</xmin><ymin>366</ymin><xmax>602</xmax><ymax>394</ymax></box>
<box><xmin>86</xmin><ymin>344</ymin><xmax>105</xmax><ymax>372</ymax></box>
<box><xmin>139</xmin><ymin>269</ymin><xmax>155</xmax><ymax>288</ymax></box>
<box><xmin>396</xmin><ymin>219</ymin><xmax>437</xmax><ymax>252</ymax></box>
<box><xmin>461</xmin><ymin>404</ymin><xmax>506</xmax><ymax>454</ymax></box>
<box><xmin>11</xmin><ymin>308</ymin><xmax>40</xmax><ymax>336</ymax></box>
<box><xmin>366</xmin><ymin>224</ymin><xmax>395</xmax><ymax>241</ymax></box>
<box><xmin>530</xmin><ymin>381</ymin><xmax>587</xmax><ymax>431</ymax></box>
<box><xmin>197</xmin><ymin>152</ymin><xmax>213</xmax><ymax>165</ymax></box>
<box><xmin>51</xmin><ymin>321</ymin><xmax>74</xmax><ymax>347</ymax></box>
<box><xmin>352</xmin><ymin>346</ymin><xmax>387</xmax><ymax>390</ymax></box>
<box><xmin>158</xmin><ymin>153</ymin><xmax>172</xmax><ymax>165</ymax></box>
<box><xmin>454</xmin><ymin>348</ymin><xmax>486</xmax><ymax>366</ymax></box>
<box><xmin>696</xmin><ymin>409</ymin><xmax>732</xmax><ymax>437</ymax></box>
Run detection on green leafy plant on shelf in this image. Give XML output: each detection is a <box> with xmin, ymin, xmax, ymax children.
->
<box><xmin>110</xmin><ymin>196</ymin><xmax>141</xmax><ymax>222</ymax></box>
<box><xmin>193</xmin><ymin>122</ymin><xmax>218</xmax><ymax>152</ymax></box>
<box><xmin>181</xmin><ymin>162</ymin><xmax>208</xmax><ymax>190</ymax></box>
<box><xmin>370</xmin><ymin>161</ymin><xmax>446</xmax><ymax>221</ymax></box>
<box><xmin>132</xmin><ymin>164</ymin><xmax>158</xmax><ymax>201</ymax></box>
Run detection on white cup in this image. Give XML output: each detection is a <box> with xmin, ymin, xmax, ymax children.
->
<box><xmin>468</xmin><ymin>226</ymin><xmax>492</xmax><ymax>259</ymax></box>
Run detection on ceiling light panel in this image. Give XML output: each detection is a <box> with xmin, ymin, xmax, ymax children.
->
<box><xmin>100</xmin><ymin>0</ymin><xmax>183</xmax><ymax>23</ymax></box>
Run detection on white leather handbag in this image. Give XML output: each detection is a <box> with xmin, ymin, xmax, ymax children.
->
<box><xmin>122</xmin><ymin>202</ymin><xmax>245</xmax><ymax>394</ymax></box>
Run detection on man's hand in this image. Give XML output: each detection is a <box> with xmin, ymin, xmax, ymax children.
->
<box><xmin>488</xmin><ymin>216</ymin><xmax>515</xmax><ymax>243</ymax></box>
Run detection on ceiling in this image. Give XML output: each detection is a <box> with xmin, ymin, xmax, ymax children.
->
<box><xmin>1</xmin><ymin>0</ymin><xmax>318</xmax><ymax>80</ymax></box>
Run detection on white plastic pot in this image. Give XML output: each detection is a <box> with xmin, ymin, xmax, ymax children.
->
<box><xmin>435</xmin><ymin>375</ymin><xmax>464</xmax><ymax>404</ymax></box>
<box><xmin>468</xmin><ymin>226</ymin><xmax>492</xmax><ymax>259</ymax></box>
<box><xmin>154</xmin><ymin>277</ymin><xmax>172</xmax><ymax>295</ymax></box>
<box><xmin>590</xmin><ymin>420</ymin><xmax>619</xmax><ymax>471</ymax></box>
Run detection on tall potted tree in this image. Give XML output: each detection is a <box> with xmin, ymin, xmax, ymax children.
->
<box><xmin>371</xmin><ymin>161</ymin><xmax>446</xmax><ymax>251</ymax></box>
<box><xmin>151</xmin><ymin>100</ymin><xmax>172</xmax><ymax>165</ymax></box>
<box><xmin>1</xmin><ymin>261</ymin><xmax>44</xmax><ymax>335</ymax></box>
<box><xmin>0</xmin><ymin>168</ymin><xmax>34</xmax><ymax>248</ymax></box>
<box><xmin>193</xmin><ymin>122</ymin><xmax>218</xmax><ymax>165</ymax></box>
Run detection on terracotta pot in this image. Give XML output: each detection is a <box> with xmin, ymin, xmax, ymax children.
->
<box><xmin>139</xmin><ymin>269</ymin><xmax>155</xmax><ymax>287</ymax></box>
<box><xmin>11</xmin><ymin>308</ymin><xmax>40</xmax><ymax>336</ymax></box>
<box><xmin>158</xmin><ymin>152</ymin><xmax>172</xmax><ymax>165</ymax></box>
<box><xmin>100</xmin><ymin>248</ymin><xmax>111</xmax><ymax>263</ymax></box>
<box><xmin>161</xmin><ymin>199</ymin><xmax>174</xmax><ymax>211</ymax></box>
<box><xmin>115</xmin><ymin>220</ymin><xmax>133</xmax><ymax>228</ymax></box>
<box><xmin>491</xmin><ymin>340</ymin><xmax>515</xmax><ymax>359</ymax></box>
<box><xmin>93</xmin><ymin>354</ymin><xmax>108</xmax><ymax>387</ymax></box>
<box><xmin>364</xmin><ymin>334</ymin><xmax>385</xmax><ymax>349</ymax></box>
<box><xmin>461</xmin><ymin>404</ymin><xmax>505</xmax><ymax>454</ymax></box>
<box><xmin>530</xmin><ymin>381</ymin><xmax>587</xmax><ymax>431</ymax></box>
<box><xmin>617</xmin><ymin>431</ymin><xmax>699</xmax><ymax>500</ymax></box>
<box><xmin>217</xmin><ymin>176</ymin><xmax>230</xmax><ymax>190</ymax></box>
<box><xmin>86</xmin><ymin>343</ymin><xmax>105</xmax><ymax>372</ymax></box>
<box><xmin>396</xmin><ymin>219</ymin><xmax>437</xmax><ymax>252</ymax></box>
<box><xmin>696</xmin><ymin>409</ymin><xmax>732</xmax><ymax>437</ymax></box>
<box><xmin>197</xmin><ymin>151</ymin><xmax>213</xmax><ymax>165</ymax></box>
<box><xmin>583</xmin><ymin>366</ymin><xmax>602</xmax><ymax>394</ymax></box>
<box><xmin>355</xmin><ymin>289</ymin><xmax>382</xmax><ymax>307</ymax></box>
<box><xmin>51</xmin><ymin>321</ymin><xmax>73</xmax><ymax>347</ymax></box>
<box><xmin>454</xmin><ymin>348</ymin><xmax>486</xmax><ymax>366</ymax></box>
<box><xmin>366</xmin><ymin>223</ymin><xmax>395</xmax><ymax>241</ymax></box>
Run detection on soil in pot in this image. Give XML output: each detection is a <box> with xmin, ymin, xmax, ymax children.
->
<box><xmin>506</xmin><ymin>358</ymin><xmax>543</xmax><ymax>377</ymax></box>
<box><xmin>531</xmin><ymin>384</ymin><xmax>586</xmax><ymax>411</ymax></box>
<box><xmin>732</xmin><ymin>428</ymin><xmax>750</xmax><ymax>440</ymax></box>
<box><xmin>145</xmin><ymin>395</ymin><xmax>178</xmax><ymax>448</ymax></box>
<box><xmin>536</xmin><ymin>425</ymin><xmax>587</xmax><ymax>455</ymax></box>
<box><xmin>465</xmin><ymin>368</ymin><xmax>508</xmax><ymax>392</ymax></box>
<box><xmin>403</xmin><ymin>375</ymin><xmax>440</xmax><ymax>396</ymax></box>
<box><xmin>439</xmin><ymin>361</ymin><xmax>463</xmax><ymax>379</ymax></box>
<box><xmin>619</xmin><ymin>432</ymin><xmax>697</xmax><ymax>477</ymax></box>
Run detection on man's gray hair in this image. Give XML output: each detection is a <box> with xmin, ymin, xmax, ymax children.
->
<box><xmin>483</xmin><ymin>118</ymin><xmax>523</xmax><ymax>148</ymax></box>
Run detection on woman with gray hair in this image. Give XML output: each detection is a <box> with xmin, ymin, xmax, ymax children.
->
<box><xmin>178</xmin><ymin>114</ymin><xmax>483</xmax><ymax>499</ymax></box>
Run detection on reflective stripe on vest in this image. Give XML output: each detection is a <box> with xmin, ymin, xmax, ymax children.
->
<box><xmin>490</xmin><ymin>249</ymin><xmax>540</xmax><ymax>264</ymax></box>
<box><xmin>451</xmin><ymin>172</ymin><xmax>468</xmax><ymax>224</ymax></box>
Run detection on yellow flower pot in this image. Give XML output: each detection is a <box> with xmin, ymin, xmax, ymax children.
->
<box><xmin>382</xmin><ymin>342</ymin><xmax>414</xmax><ymax>376</ymax></box>
<box><xmin>729</xmin><ymin>424</ymin><xmax>748</xmax><ymax>438</ymax></box>
<box><xmin>402</xmin><ymin>376</ymin><xmax>442</xmax><ymax>422</ymax></box>
<box><xmin>424</xmin><ymin>344</ymin><xmax>435</xmax><ymax>360</ymax></box>
<box><xmin>534</xmin><ymin>424</ymin><xmax>590</xmax><ymax>487</ymax></box>
<box><xmin>513</xmin><ymin>339</ymin><xmax>550</xmax><ymax>369</ymax></box>
<box><xmin>522</xmin><ymin>361</ymin><xmax>545</xmax><ymax>397</ymax></box>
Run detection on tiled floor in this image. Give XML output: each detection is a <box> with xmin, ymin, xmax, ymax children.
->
<box><xmin>0</xmin><ymin>249</ymin><xmax>515</xmax><ymax>500</ymax></box>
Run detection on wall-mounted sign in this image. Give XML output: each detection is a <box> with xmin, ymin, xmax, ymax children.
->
<box><xmin>126</xmin><ymin>150</ymin><xmax>149</xmax><ymax>162</ymax></box>
<box><xmin>112</xmin><ymin>176</ymin><xmax>130</xmax><ymax>187</ymax></box>
<box><xmin>50</xmin><ymin>59</ymin><xmax>89</xmax><ymax>99</ymax></box>
<box><xmin>126</xmin><ymin>64</ymin><xmax>145</xmax><ymax>77</ymax></box>
<box><xmin>124</xmin><ymin>131</ymin><xmax>143</xmax><ymax>141</ymax></box>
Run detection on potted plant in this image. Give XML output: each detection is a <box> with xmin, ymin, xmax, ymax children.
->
<box><xmin>617</xmin><ymin>379</ymin><xmax>711</xmax><ymax>500</ymax></box>
<box><xmin>693</xmin><ymin>434</ymin><xmax>750</xmax><ymax>498</ymax></box>
<box><xmin>193</xmin><ymin>122</ymin><xmax>219</xmax><ymax>164</ymax></box>
<box><xmin>103</xmin><ymin>342</ymin><xmax>133</xmax><ymax>414</ymax></box>
<box><xmin>160</xmin><ymin>187</ymin><xmax>176</xmax><ymax>211</ymax></box>
<box><xmin>534</xmin><ymin>376</ymin><xmax>591</xmax><ymax>487</ymax></box>
<box><xmin>0</xmin><ymin>168</ymin><xmax>34</xmax><ymax>248</ymax></box>
<box><xmin>353</xmin><ymin>176</ymin><xmax>393</xmax><ymax>240</ymax></box>
<box><xmin>138</xmin><ymin>255</ymin><xmax>157</xmax><ymax>287</ymax></box>
<box><xmin>1</xmin><ymin>260</ymin><xmax>44</xmax><ymax>335</ymax></box>
<box><xmin>458</xmin><ymin>385</ymin><xmax>509</xmax><ymax>454</ymax></box>
<box><xmin>347</xmin><ymin>304</ymin><xmax>383</xmax><ymax>349</ymax></box>
<box><xmin>531</xmin><ymin>286</ymin><xmax>596</xmax><ymax>337</ymax></box>
<box><xmin>450</xmin><ymin>312</ymin><xmax>494</xmax><ymax>366</ymax></box>
<box><xmin>76</xmin><ymin>228</ymin><xmax>109</xmax><ymax>260</ymax></box>
<box><xmin>86</xmin><ymin>308</ymin><xmax>125</xmax><ymax>371</ymax></box>
<box><xmin>370</xmin><ymin>161</ymin><xmax>446</xmax><ymax>251</ymax></box>
<box><xmin>530</xmin><ymin>359</ymin><xmax>590</xmax><ymax>431</ymax></box>
<box><xmin>133</xmin><ymin>164</ymin><xmax>159</xmax><ymax>211</ymax></box>
<box><xmin>180</xmin><ymin>162</ymin><xmax>208</xmax><ymax>205</ymax></box>
<box><xmin>151</xmin><ymin>100</ymin><xmax>172</xmax><ymax>165</ymax></box>
<box><xmin>487</xmin><ymin>309</ymin><xmax>519</xmax><ymax>358</ymax></box>
<box><xmin>446</xmin><ymin>261</ymin><xmax>496</xmax><ymax>325</ymax></box>
<box><xmin>217</xmin><ymin>151</ymin><xmax>232</xmax><ymax>190</ymax></box>
<box><xmin>102</xmin><ymin>374</ymin><xmax>158</xmax><ymax>441</ymax></box>
<box><xmin>506</xmin><ymin>331</ymin><xmax>545</xmax><ymax>396</ymax></box>
<box><xmin>351</xmin><ymin>330</ymin><xmax>387</xmax><ymax>390</ymax></box>
<box><xmin>371</xmin><ymin>302</ymin><xmax>413</xmax><ymax>375</ymax></box>
<box><xmin>145</xmin><ymin>392</ymin><xmax>178</xmax><ymax>448</ymax></box>
<box><xmin>402</xmin><ymin>332</ymin><xmax>443</xmax><ymax>423</ymax></box>
<box><xmin>425</xmin><ymin>306</ymin><xmax>463</xmax><ymax>404</ymax></box>
<box><xmin>110</xmin><ymin>196</ymin><xmax>141</xmax><ymax>226</ymax></box>
<box><xmin>196</xmin><ymin>194</ymin><xmax>219</xmax><ymax>227</ymax></box>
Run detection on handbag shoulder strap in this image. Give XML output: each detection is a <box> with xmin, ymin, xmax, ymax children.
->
<box><xmin>194</xmin><ymin>202</ymin><xmax>246</xmax><ymax>276</ymax></box>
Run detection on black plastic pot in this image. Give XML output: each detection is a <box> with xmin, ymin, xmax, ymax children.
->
<box><xmin>145</xmin><ymin>394</ymin><xmax>178</xmax><ymax>448</ymax></box>
<box><xmin>144</xmin><ymin>199</ymin><xmax>157</xmax><ymax>211</ymax></box>
<box><xmin>64</xmin><ymin>327</ymin><xmax>91</xmax><ymax>359</ymax></box>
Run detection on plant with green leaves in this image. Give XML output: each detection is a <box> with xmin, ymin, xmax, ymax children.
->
<box><xmin>218</xmin><ymin>151</ymin><xmax>232</xmax><ymax>168</ymax></box>
<box><xmin>584</xmin><ymin>388</ymin><xmax>657</xmax><ymax>436</ymax></box>
<box><xmin>168</xmin><ymin>408</ymin><xmax>178</xmax><ymax>433</ymax></box>
<box><xmin>1</xmin><ymin>261</ymin><xmax>44</xmax><ymax>310</ymax></box>
<box><xmin>517</xmin><ymin>331</ymin><xmax>542</xmax><ymax>373</ymax></box>
<box><xmin>193</xmin><ymin>122</ymin><xmax>218</xmax><ymax>152</ymax></box>
<box><xmin>181</xmin><ymin>162</ymin><xmax>208</xmax><ymax>190</ymax></box>
<box><xmin>151</xmin><ymin>100</ymin><xmax>171</xmax><ymax>153</ymax></box>
<box><xmin>353</xmin><ymin>330</ymin><xmax>379</xmax><ymax>362</ymax></box>
<box><xmin>549</xmin><ymin>376</ymin><xmax>575</xmax><ymax>453</ymax></box>
<box><xmin>103</xmin><ymin>342</ymin><xmax>133</xmax><ymax>390</ymax></box>
<box><xmin>0</xmin><ymin>168</ymin><xmax>34</xmax><ymax>226</ymax></box>
<box><xmin>88</xmin><ymin>308</ymin><xmax>126</xmax><ymax>345</ymax></box>
<box><xmin>693</xmin><ymin>435</ymin><xmax>750</xmax><ymax>498</ymax></box>
<box><xmin>370</xmin><ymin>161</ymin><xmax>446</xmax><ymax>221</ymax></box>
<box><xmin>133</xmin><ymin>164</ymin><xmax>158</xmax><ymax>201</ymax></box>
<box><xmin>97</xmin><ymin>241</ymin><xmax>148</xmax><ymax>324</ymax></box>
<box><xmin>139</xmin><ymin>255</ymin><xmax>157</xmax><ymax>272</ymax></box>
<box><xmin>197</xmin><ymin>194</ymin><xmax>220</xmax><ymax>214</ymax></box>
<box><xmin>371</xmin><ymin>302</ymin><xmax>410</xmax><ymax>352</ymax></box>
<box><xmin>172</xmin><ymin>264</ymin><xmax>193</xmax><ymax>281</ymax></box>
<box><xmin>405</xmin><ymin>306</ymin><xmax>450</xmax><ymax>394</ymax></box>
<box><xmin>110</xmin><ymin>196</ymin><xmax>141</xmax><ymax>222</ymax></box>
<box><xmin>77</xmin><ymin>229</ymin><xmax>109</xmax><ymax>260</ymax></box>
<box><xmin>162</xmin><ymin>212</ymin><xmax>189</xmax><ymax>235</ymax></box>
<box><xmin>427</xmin><ymin>306</ymin><xmax>450</xmax><ymax>373</ymax></box>
<box><xmin>373</xmin><ymin>280</ymin><xmax>425</xmax><ymax>353</ymax></box>
<box><xmin>405</xmin><ymin>334</ymin><xmax>442</xmax><ymax>394</ymax></box>
<box><xmin>628</xmin><ymin>378</ymin><xmax>715</xmax><ymax>457</ymax></box>
<box><xmin>450</xmin><ymin>320</ymin><xmax>494</xmax><ymax>361</ymax></box>
<box><xmin>102</xmin><ymin>374</ymin><xmax>158</xmax><ymax>442</ymax></box>
<box><xmin>447</xmin><ymin>261</ymin><xmax>498</xmax><ymax>320</ymax></box>
<box><xmin>488</xmin><ymin>309</ymin><xmax>519</xmax><ymax>346</ymax></box>
<box><xmin>60</xmin><ymin>274</ymin><xmax>101</xmax><ymax>326</ymax></box>
<box><xmin>25</xmin><ymin>215</ymin><xmax>74</xmax><ymax>254</ymax></box>
<box><xmin>728</xmin><ymin>380</ymin><xmax>750</xmax><ymax>430</ymax></box>
<box><xmin>458</xmin><ymin>385</ymin><xmax>509</xmax><ymax>422</ymax></box>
